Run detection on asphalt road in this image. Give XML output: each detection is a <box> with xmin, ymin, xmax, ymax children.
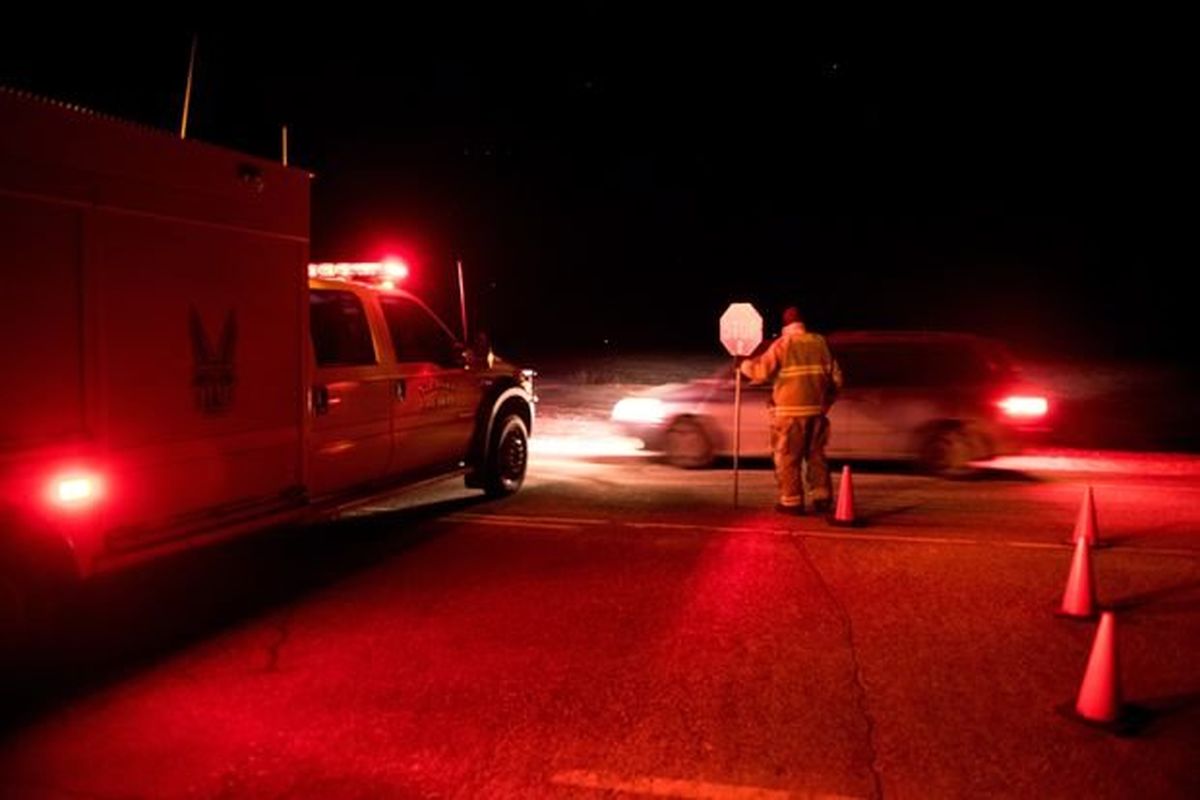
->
<box><xmin>2</xmin><ymin>445</ymin><xmax>1198</xmax><ymax>799</ymax></box>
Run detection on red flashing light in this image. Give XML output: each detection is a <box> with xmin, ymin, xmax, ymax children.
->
<box><xmin>308</xmin><ymin>259</ymin><xmax>410</xmax><ymax>284</ymax></box>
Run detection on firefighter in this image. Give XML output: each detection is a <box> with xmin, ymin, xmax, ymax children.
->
<box><xmin>739</xmin><ymin>306</ymin><xmax>843</xmax><ymax>514</ymax></box>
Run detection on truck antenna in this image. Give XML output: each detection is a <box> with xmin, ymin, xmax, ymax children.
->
<box><xmin>457</xmin><ymin>258</ymin><xmax>469</xmax><ymax>343</ymax></box>
<box><xmin>179</xmin><ymin>34</ymin><xmax>198</xmax><ymax>139</ymax></box>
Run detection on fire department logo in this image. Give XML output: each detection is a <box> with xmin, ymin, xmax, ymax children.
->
<box><xmin>189</xmin><ymin>306</ymin><xmax>237</xmax><ymax>415</ymax></box>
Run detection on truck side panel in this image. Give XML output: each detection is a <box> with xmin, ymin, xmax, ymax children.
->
<box><xmin>90</xmin><ymin>210</ymin><xmax>308</xmax><ymax>563</ymax></box>
<box><xmin>0</xmin><ymin>194</ymin><xmax>85</xmax><ymax>447</ymax></box>
<box><xmin>0</xmin><ymin>90</ymin><xmax>311</xmax><ymax>576</ymax></box>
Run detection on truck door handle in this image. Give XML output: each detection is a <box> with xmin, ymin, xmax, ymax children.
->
<box><xmin>395</xmin><ymin>378</ymin><xmax>407</xmax><ymax>402</ymax></box>
<box><xmin>312</xmin><ymin>384</ymin><xmax>330</xmax><ymax>416</ymax></box>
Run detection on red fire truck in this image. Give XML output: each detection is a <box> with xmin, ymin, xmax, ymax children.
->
<box><xmin>0</xmin><ymin>89</ymin><xmax>534</xmax><ymax>642</ymax></box>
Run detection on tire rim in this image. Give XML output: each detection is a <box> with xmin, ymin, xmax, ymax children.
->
<box><xmin>499</xmin><ymin>427</ymin><xmax>528</xmax><ymax>487</ymax></box>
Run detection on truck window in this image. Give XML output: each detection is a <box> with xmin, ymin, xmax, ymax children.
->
<box><xmin>378</xmin><ymin>296</ymin><xmax>458</xmax><ymax>366</ymax></box>
<box><xmin>310</xmin><ymin>290</ymin><xmax>377</xmax><ymax>367</ymax></box>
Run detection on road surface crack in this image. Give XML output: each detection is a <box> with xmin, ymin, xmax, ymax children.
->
<box><xmin>795</xmin><ymin>538</ymin><xmax>885</xmax><ymax>800</ymax></box>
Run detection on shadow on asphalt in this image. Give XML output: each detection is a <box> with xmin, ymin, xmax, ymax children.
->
<box><xmin>862</xmin><ymin>504</ymin><xmax>925</xmax><ymax>524</ymax></box>
<box><xmin>1061</xmin><ymin>691</ymin><xmax>1200</xmax><ymax>739</ymax></box>
<box><xmin>0</xmin><ymin>493</ymin><xmax>491</xmax><ymax>736</ymax></box>
<box><xmin>956</xmin><ymin>466</ymin><xmax>1042</xmax><ymax>483</ymax></box>
<box><xmin>1110</xmin><ymin>578</ymin><xmax>1200</xmax><ymax>615</ymax></box>
<box><xmin>1130</xmin><ymin>691</ymin><xmax>1200</xmax><ymax>738</ymax></box>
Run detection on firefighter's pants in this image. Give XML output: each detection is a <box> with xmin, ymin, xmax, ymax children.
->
<box><xmin>771</xmin><ymin>414</ymin><xmax>832</xmax><ymax>508</ymax></box>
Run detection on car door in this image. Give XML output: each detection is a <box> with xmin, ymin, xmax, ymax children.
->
<box><xmin>842</xmin><ymin>345</ymin><xmax>921</xmax><ymax>458</ymax></box>
<box><xmin>308</xmin><ymin>287</ymin><xmax>393</xmax><ymax>497</ymax></box>
<box><xmin>737</xmin><ymin>380</ymin><xmax>774</xmax><ymax>457</ymax></box>
<box><xmin>839</xmin><ymin>343</ymin><xmax>954</xmax><ymax>458</ymax></box>
<box><xmin>377</xmin><ymin>293</ymin><xmax>483</xmax><ymax>477</ymax></box>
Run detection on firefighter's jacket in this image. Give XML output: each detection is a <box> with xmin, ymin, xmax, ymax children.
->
<box><xmin>739</xmin><ymin>323</ymin><xmax>843</xmax><ymax>418</ymax></box>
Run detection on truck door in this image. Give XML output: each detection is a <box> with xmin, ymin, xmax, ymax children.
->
<box><xmin>308</xmin><ymin>288</ymin><xmax>393</xmax><ymax>497</ymax></box>
<box><xmin>377</xmin><ymin>294</ymin><xmax>483</xmax><ymax>477</ymax></box>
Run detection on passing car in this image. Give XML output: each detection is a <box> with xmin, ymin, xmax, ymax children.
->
<box><xmin>611</xmin><ymin>331</ymin><xmax>1049</xmax><ymax>475</ymax></box>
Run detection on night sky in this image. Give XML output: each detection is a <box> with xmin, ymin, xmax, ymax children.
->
<box><xmin>1</xmin><ymin>18</ymin><xmax>1188</xmax><ymax>361</ymax></box>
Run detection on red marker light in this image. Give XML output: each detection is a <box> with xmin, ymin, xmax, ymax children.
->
<box><xmin>50</xmin><ymin>472</ymin><xmax>103</xmax><ymax>509</ymax></box>
<box><xmin>998</xmin><ymin>395</ymin><xmax>1049</xmax><ymax>419</ymax></box>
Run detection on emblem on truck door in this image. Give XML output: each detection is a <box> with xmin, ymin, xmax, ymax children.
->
<box><xmin>189</xmin><ymin>306</ymin><xmax>238</xmax><ymax>415</ymax></box>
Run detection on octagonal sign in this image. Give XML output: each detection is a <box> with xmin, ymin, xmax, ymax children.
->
<box><xmin>720</xmin><ymin>302</ymin><xmax>763</xmax><ymax>357</ymax></box>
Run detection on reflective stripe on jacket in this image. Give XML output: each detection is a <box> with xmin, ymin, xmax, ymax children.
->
<box><xmin>739</xmin><ymin>323</ymin><xmax>843</xmax><ymax>418</ymax></box>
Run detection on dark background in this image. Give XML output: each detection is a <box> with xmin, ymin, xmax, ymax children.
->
<box><xmin>1</xmin><ymin>16</ymin><xmax>1189</xmax><ymax>362</ymax></box>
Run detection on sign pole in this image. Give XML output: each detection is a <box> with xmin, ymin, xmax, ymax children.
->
<box><xmin>733</xmin><ymin>358</ymin><xmax>743</xmax><ymax>508</ymax></box>
<box><xmin>719</xmin><ymin>302</ymin><xmax>763</xmax><ymax>510</ymax></box>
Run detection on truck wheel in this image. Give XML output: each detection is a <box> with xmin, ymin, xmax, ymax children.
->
<box><xmin>483</xmin><ymin>414</ymin><xmax>529</xmax><ymax>497</ymax></box>
<box><xmin>665</xmin><ymin>417</ymin><xmax>714</xmax><ymax>468</ymax></box>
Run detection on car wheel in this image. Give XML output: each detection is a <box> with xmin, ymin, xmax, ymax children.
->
<box><xmin>665</xmin><ymin>417</ymin><xmax>714</xmax><ymax>468</ymax></box>
<box><xmin>483</xmin><ymin>414</ymin><xmax>529</xmax><ymax>497</ymax></box>
<box><xmin>920</xmin><ymin>427</ymin><xmax>974</xmax><ymax>478</ymax></box>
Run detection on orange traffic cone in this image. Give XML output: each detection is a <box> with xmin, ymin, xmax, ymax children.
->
<box><xmin>1056</xmin><ymin>535</ymin><xmax>1098</xmax><ymax>619</ymax></box>
<box><xmin>828</xmin><ymin>465</ymin><xmax>860</xmax><ymax>527</ymax></box>
<box><xmin>1070</xmin><ymin>486</ymin><xmax>1105</xmax><ymax>547</ymax></box>
<box><xmin>1074</xmin><ymin>611</ymin><xmax>1123</xmax><ymax>724</ymax></box>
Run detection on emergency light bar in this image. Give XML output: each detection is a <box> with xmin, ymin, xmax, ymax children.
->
<box><xmin>308</xmin><ymin>258</ymin><xmax>410</xmax><ymax>286</ymax></box>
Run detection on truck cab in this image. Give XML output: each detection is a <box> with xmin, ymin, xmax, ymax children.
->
<box><xmin>305</xmin><ymin>264</ymin><xmax>535</xmax><ymax>504</ymax></box>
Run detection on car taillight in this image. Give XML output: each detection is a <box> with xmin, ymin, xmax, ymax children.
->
<box><xmin>49</xmin><ymin>472</ymin><xmax>104</xmax><ymax>510</ymax></box>
<box><xmin>998</xmin><ymin>395</ymin><xmax>1049</xmax><ymax>419</ymax></box>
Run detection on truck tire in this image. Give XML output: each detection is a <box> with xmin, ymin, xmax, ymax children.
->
<box><xmin>483</xmin><ymin>414</ymin><xmax>529</xmax><ymax>497</ymax></box>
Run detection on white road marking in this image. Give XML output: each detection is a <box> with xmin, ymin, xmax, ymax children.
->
<box><xmin>450</xmin><ymin>512</ymin><xmax>608</xmax><ymax>526</ymax></box>
<box><xmin>549</xmin><ymin>769</ymin><xmax>860</xmax><ymax>800</ymax></box>
<box><xmin>442</xmin><ymin>514</ymin><xmax>1199</xmax><ymax>558</ymax></box>
<box><xmin>442</xmin><ymin>515</ymin><xmax>579</xmax><ymax>531</ymax></box>
<box><xmin>625</xmin><ymin>521</ymin><xmax>755</xmax><ymax>532</ymax></box>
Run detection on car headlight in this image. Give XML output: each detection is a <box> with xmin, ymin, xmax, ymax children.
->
<box><xmin>611</xmin><ymin>397</ymin><xmax>666</xmax><ymax>424</ymax></box>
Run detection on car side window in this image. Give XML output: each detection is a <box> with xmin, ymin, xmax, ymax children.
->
<box><xmin>310</xmin><ymin>289</ymin><xmax>377</xmax><ymax>367</ymax></box>
<box><xmin>933</xmin><ymin>345</ymin><xmax>991</xmax><ymax>384</ymax></box>
<box><xmin>835</xmin><ymin>346</ymin><xmax>910</xmax><ymax>388</ymax></box>
<box><xmin>379</xmin><ymin>295</ymin><xmax>458</xmax><ymax>366</ymax></box>
<box><xmin>836</xmin><ymin>343</ymin><xmax>992</xmax><ymax>388</ymax></box>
